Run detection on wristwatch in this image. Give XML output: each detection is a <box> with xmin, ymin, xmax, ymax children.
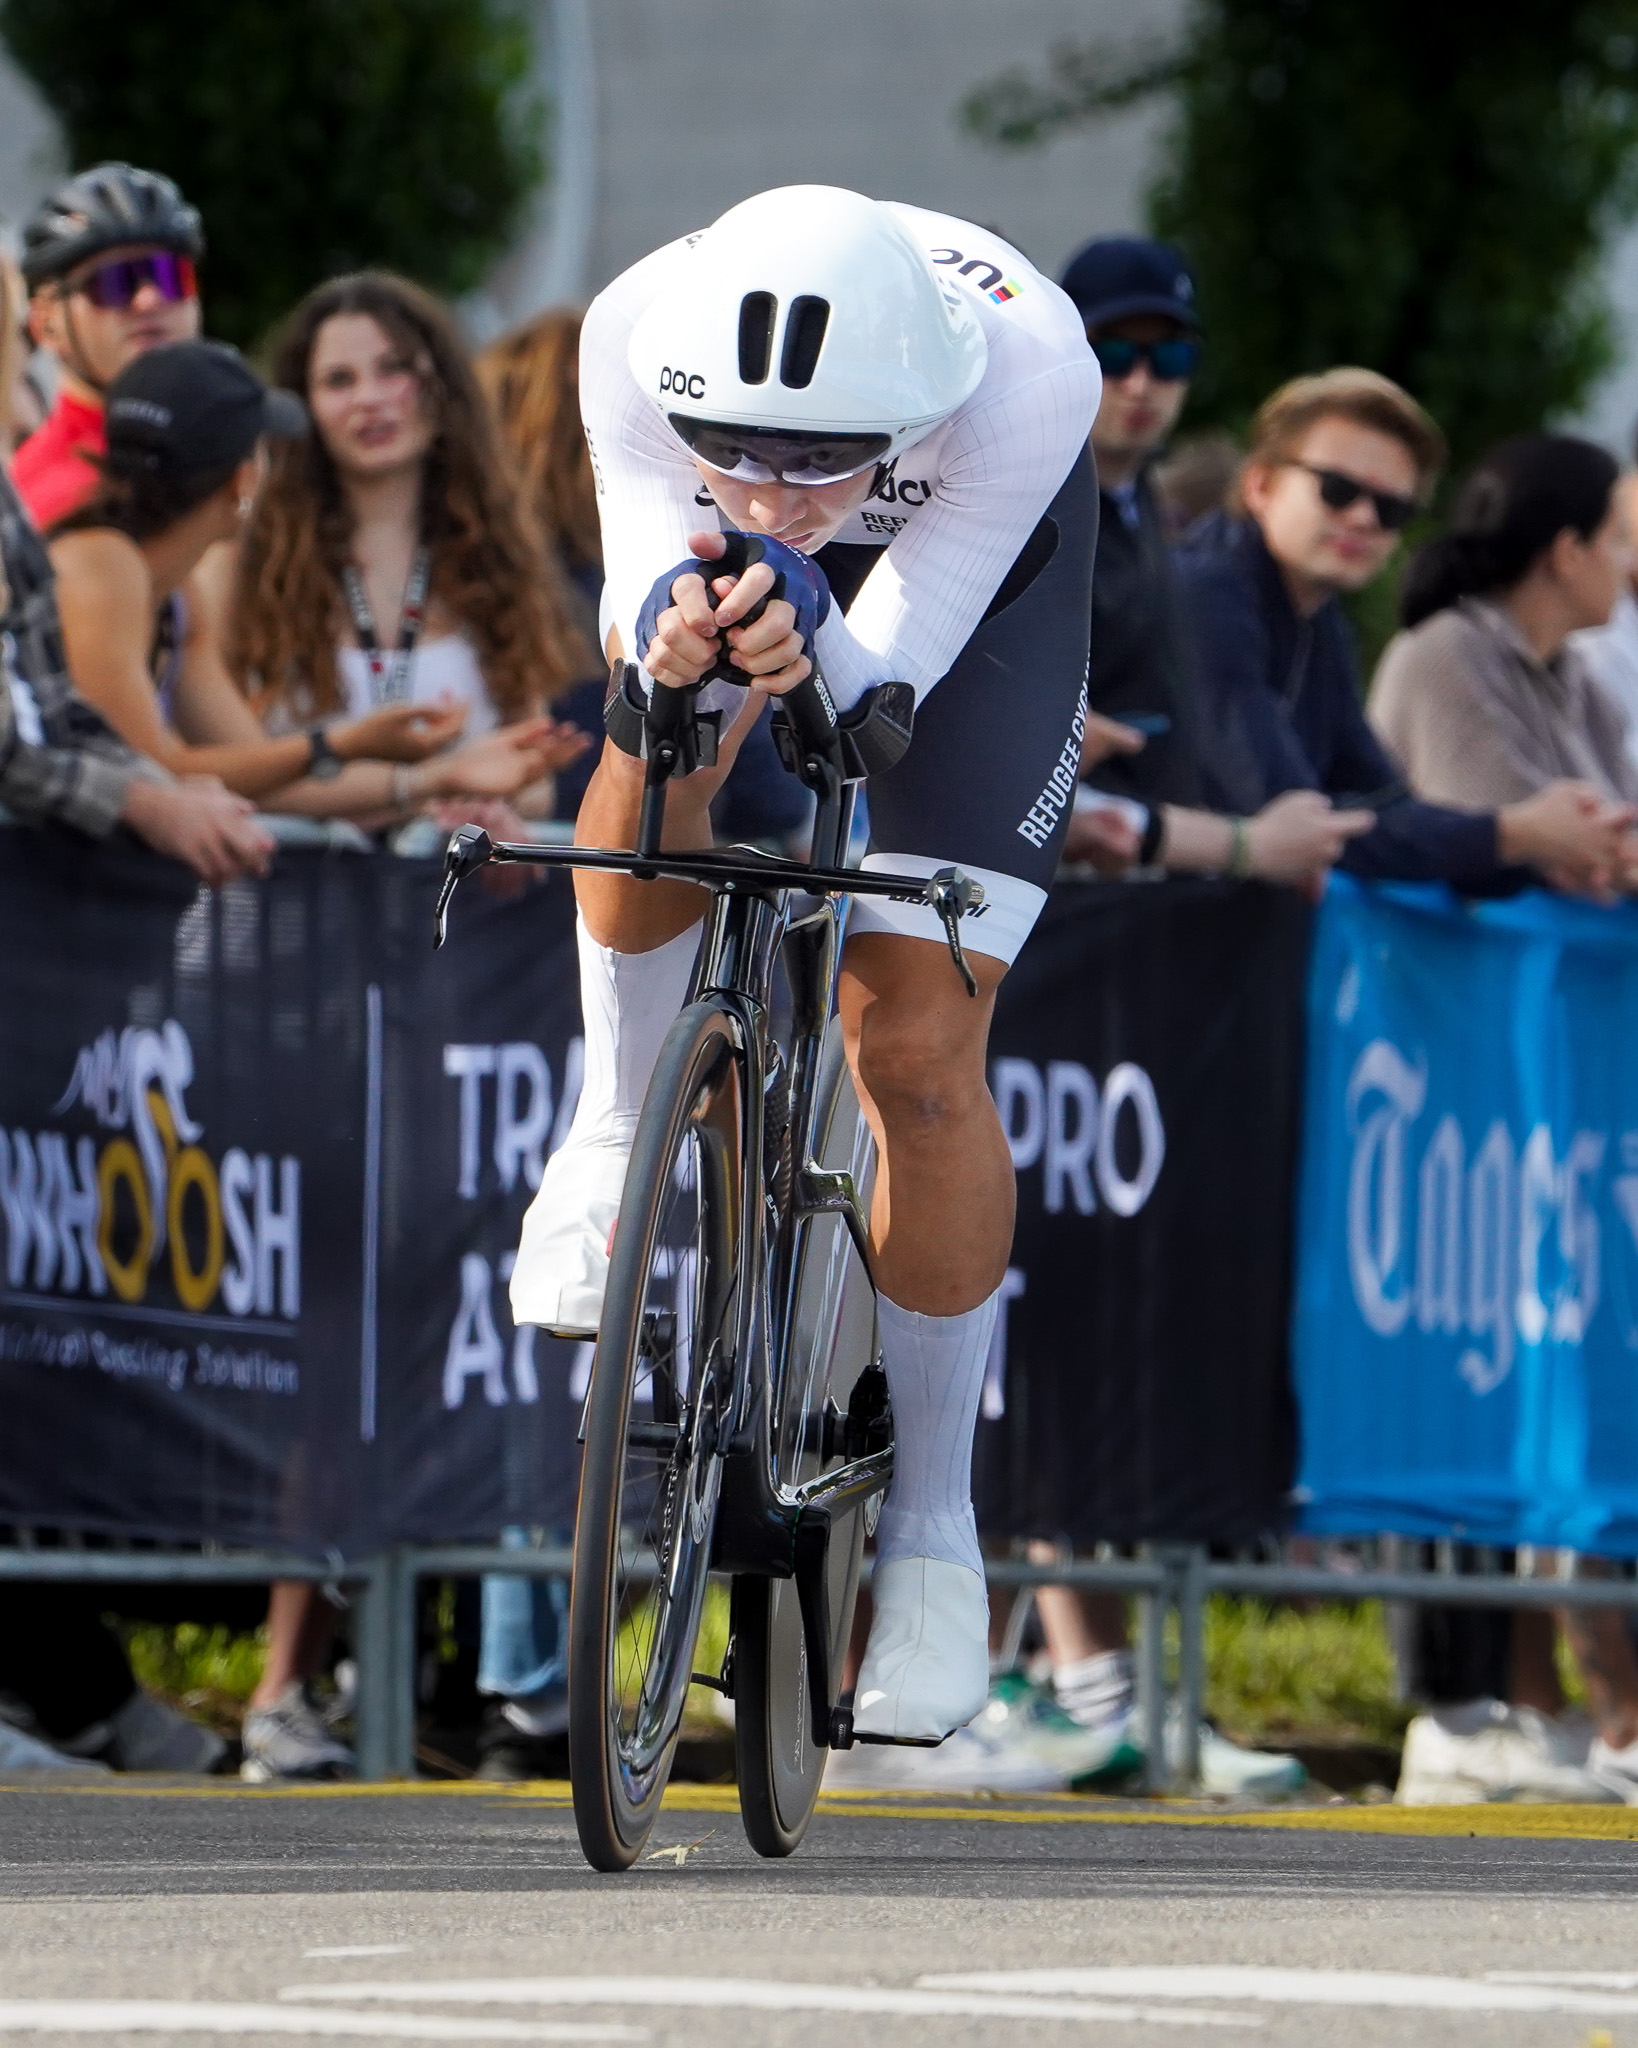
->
<box><xmin>306</xmin><ymin>726</ymin><xmax>345</xmax><ymax>781</ymax></box>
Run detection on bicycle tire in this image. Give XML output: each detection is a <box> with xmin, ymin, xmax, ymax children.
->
<box><xmin>569</xmin><ymin>999</ymin><xmax>745</xmax><ymax>1871</ymax></box>
<box><xmin>734</xmin><ymin>1018</ymin><xmax>879</xmax><ymax>1857</ymax></box>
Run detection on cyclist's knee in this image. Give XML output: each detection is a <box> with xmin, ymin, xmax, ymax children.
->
<box><xmin>850</xmin><ymin>984</ymin><xmax>996</xmax><ymax>1132</ymax></box>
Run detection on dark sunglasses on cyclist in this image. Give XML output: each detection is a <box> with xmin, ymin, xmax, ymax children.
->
<box><xmin>1294</xmin><ymin>461</ymin><xmax>1418</xmax><ymax>532</ymax></box>
<box><xmin>668</xmin><ymin>413</ymin><xmax>891</xmax><ymax>487</ymax></box>
<box><xmin>70</xmin><ymin>252</ymin><xmax>198</xmax><ymax>312</ymax></box>
<box><xmin>1090</xmin><ymin>335</ymin><xmax>1200</xmax><ymax>383</ymax></box>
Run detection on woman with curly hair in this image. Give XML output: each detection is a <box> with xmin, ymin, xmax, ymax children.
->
<box><xmin>226</xmin><ymin>272</ymin><xmax>591</xmax><ymax>832</ymax></box>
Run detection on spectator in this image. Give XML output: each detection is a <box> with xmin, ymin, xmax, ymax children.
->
<box><xmin>228</xmin><ymin>274</ymin><xmax>591</xmax><ymax>846</ymax></box>
<box><xmin>476</xmin><ymin>305</ymin><xmax>809</xmax><ymax>847</ymax></box>
<box><xmin>1176</xmin><ymin>367</ymin><xmax>1634</xmax><ymax>896</ymax></box>
<box><xmin>1055</xmin><ymin>241</ymin><xmax>1371</xmax><ymax>897</ymax></box>
<box><xmin>1</xmin><ymin>438</ymin><xmax>270</xmax><ymax>1775</ymax></box>
<box><xmin>1367</xmin><ymin>432</ymin><xmax>1638</xmax><ymax>1804</ymax></box>
<box><xmin>46</xmin><ymin>341</ymin><xmax>517</xmax><ymax>811</ymax></box>
<box><xmin>2</xmin><ymin>246</ymin><xmax>36</xmax><ymax>455</ymax></box>
<box><xmin>1373</xmin><ymin>435</ymin><xmax>1638</xmax><ymax>815</ymax></box>
<box><xmin>2</xmin><ymin>455</ymin><xmax>271</xmax><ymax>884</ymax></box>
<box><xmin>1566</xmin><ymin>450</ymin><xmax>1638</xmax><ymax>776</ymax></box>
<box><xmin>15</xmin><ymin>164</ymin><xmax>203</xmax><ymax>530</ymax></box>
<box><xmin>1151</xmin><ymin>431</ymin><xmax>1242</xmax><ymax>537</ymax></box>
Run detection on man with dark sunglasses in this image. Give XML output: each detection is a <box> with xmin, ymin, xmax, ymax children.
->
<box><xmin>1057</xmin><ymin>237</ymin><xmax>1201</xmax><ymax>822</ymax></box>
<box><xmin>14</xmin><ymin>163</ymin><xmax>203</xmax><ymax>530</ymax></box>
<box><xmin>1176</xmin><ymin>366</ymin><xmax>1635</xmax><ymax>896</ymax></box>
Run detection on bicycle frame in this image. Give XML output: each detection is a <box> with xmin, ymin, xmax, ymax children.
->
<box><xmin>434</xmin><ymin>686</ymin><xmax>984</xmax><ymax>1752</ymax></box>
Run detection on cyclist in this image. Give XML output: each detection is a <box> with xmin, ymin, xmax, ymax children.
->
<box><xmin>16</xmin><ymin>163</ymin><xmax>205</xmax><ymax>530</ymax></box>
<box><xmin>511</xmin><ymin>185</ymin><xmax>1100</xmax><ymax>1743</ymax></box>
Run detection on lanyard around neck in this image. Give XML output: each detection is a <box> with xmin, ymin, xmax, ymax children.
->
<box><xmin>342</xmin><ymin>548</ymin><xmax>431</xmax><ymax>705</ymax></box>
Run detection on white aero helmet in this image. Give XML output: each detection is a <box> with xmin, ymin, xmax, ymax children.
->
<box><xmin>628</xmin><ymin>185</ymin><xmax>988</xmax><ymax>486</ymax></box>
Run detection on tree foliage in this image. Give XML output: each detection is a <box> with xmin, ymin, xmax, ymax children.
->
<box><xmin>964</xmin><ymin>2</ymin><xmax>1638</xmax><ymax>472</ymax></box>
<box><xmin>1</xmin><ymin>0</ymin><xmax>543</xmax><ymax>348</ymax></box>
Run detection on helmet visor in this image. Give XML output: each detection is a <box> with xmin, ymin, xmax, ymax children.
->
<box><xmin>668</xmin><ymin>413</ymin><xmax>891</xmax><ymax>487</ymax></box>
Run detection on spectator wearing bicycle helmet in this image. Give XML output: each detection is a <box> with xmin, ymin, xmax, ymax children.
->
<box><xmin>14</xmin><ymin>163</ymin><xmax>204</xmax><ymax>530</ymax></box>
<box><xmin>513</xmin><ymin>185</ymin><xmax>1100</xmax><ymax>1754</ymax></box>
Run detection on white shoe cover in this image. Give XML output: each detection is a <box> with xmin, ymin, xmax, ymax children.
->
<box><xmin>852</xmin><ymin>1557</ymin><xmax>990</xmax><ymax>1742</ymax></box>
<box><xmin>509</xmin><ymin>1141</ymin><xmax>631</xmax><ymax>1337</ymax></box>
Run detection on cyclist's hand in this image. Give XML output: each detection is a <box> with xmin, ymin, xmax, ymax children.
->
<box><xmin>645</xmin><ymin>562</ymin><xmax>728</xmax><ymax>688</ymax></box>
<box><xmin>332</xmin><ymin>695</ymin><xmax>468</xmax><ymax>763</ymax></box>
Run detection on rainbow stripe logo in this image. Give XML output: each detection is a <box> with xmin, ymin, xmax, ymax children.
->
<box><xmin>989</xmin><ymin>278</ymin><xmax>1022</xmax><ymax>304</ymax></box>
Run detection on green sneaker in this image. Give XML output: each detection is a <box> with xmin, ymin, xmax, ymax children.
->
<box><xmin>977</xmin><ymin>1671</ymin><xmax>1144</xmax><ymax>1789</ymax></box>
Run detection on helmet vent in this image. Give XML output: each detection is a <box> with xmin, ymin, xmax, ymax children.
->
<box><xmin>737</xmin><ymin>292</ymin><xmax>777</xmax><ymax>384</ymax></box>
<box><xmin>779</xmin><ymin>296</ymin><xmax>830</xmax><ymax>390</ymax></box>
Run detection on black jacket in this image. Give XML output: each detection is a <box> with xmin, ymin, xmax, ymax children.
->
<box><xmin>1084</xmin><ymin>471</ymin><xmax>1203</xmax><ymax>807</ymax></box>
<box><xmin>1172</xmin><ymin>513</ymin><xmax>1518</xmax><ymax>891</ymax></box>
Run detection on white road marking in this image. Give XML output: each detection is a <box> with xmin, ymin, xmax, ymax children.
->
<box><xmin>306</xmin><ymin>1951</ymin><xmax>414</xmax><ymax>1962</ymax></box>
<box><xmin>0</xmin><ymin>2005</ymin><xmax>638</xmax><ymax>2041</ymax></box>
<box><xmin>278</xmin><ymin>1976</ymin><xmax>1256</xmax><ymax>2028</ymax></box>
<box><xmin>922</xmin><ymin>1968</ymin><xmax>1638</xmax><ymax>2015</ymax></box>
<box><xmin>1489</xmin><ymin>1972</ymin><xmax>1638</xmax><ymax>1989</ymax></box>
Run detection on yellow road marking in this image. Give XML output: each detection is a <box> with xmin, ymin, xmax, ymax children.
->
<box><xmin>6</xmin><ymin>1778</ymin><xmax>1637</xmax><ymax>1842</ymax></box>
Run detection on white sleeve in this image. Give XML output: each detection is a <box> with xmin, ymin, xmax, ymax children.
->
<box><xmin>579</xmin><ymin>273</ymin><xmax>712</xmax><ymax>669</ymax></box>
<box><xmin>814</xmin><ymin>355</ymin><xmax>1099</xmax><ymax>709</ymax></box>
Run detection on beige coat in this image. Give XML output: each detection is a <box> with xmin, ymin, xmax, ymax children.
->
<box><xmin>1368</xmin><ymin>596</ymin><xmax>1638</xmax><ymax>811</ymax></box>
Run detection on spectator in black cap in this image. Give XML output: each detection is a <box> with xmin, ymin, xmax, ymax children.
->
<box><xmin>1058</xmin><ymin>236</ymin><xmax>1203</xmax><ymax>816</ymax></box>
<box><xmin>1055</xmin><ymin>240</ymin><xmax>1371</xmax><ymax>894</ymax></box>
<box><xmin>45</xmin><ymin>339</ymin><xmax>550</xmax><ymax>810</ymax></box>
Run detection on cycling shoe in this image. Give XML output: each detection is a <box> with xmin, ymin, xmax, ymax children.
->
<box><xmin>852</xmin><ymin>1557</ymin><xmax>989</xmax><ymax>1743</ymax></box>
<box><xmin>510</xmin><ymin>1141</ymin><xmax>629</xmax><ymax>1338</ymax></box>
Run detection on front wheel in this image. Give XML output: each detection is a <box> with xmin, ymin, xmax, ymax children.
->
<box><xmin>568</xmin><ymin>1001</ymin><xmax>744</xmax><ymax>1871</ymax></box>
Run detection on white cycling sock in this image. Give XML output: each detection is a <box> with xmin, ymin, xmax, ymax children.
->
<box><xmin>561</xmin><ymin>913</ymin><xmax>701</xmax><ymax>1152</ymax></box>
<box><xmin>872</xmin><ymin>1288</ymin><xmax>996</xmax><ymax>1579</ymax></box>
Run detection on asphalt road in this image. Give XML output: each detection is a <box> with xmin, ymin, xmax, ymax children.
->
<box><xmin>3</xmin><ymin>1776</ymin><xmax>1638</xmax><ymax>2047</ymax></box>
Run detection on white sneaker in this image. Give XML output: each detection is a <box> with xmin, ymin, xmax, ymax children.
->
<box><xmin>509</xmin><ymin>1141</ymin><xmax>630</xmax><ymax>1338</ymax></box>
<box><xmin>1172</xmin><ymin>1715</ymin><xmax>1306</xmax><ymax>1799</ymax></box>
<box><xmin>1585</xmin><ymin>1729</ymin><xmax>1638</xmax><ymax>1804</ymax></box>
<box><xmin>852</xmin><ymin>1557</ymin><xmax>990</xmax><ymax>1742</ymax></box>
<box><xmin>1396</xmin><ymin>1698</ymin><xmax>1616</xmax><ymax>1804</ymax></box>
<box><xmin>241</xmin><ymin>1681</ymin><xmax>356</xmax><ymax>1783</ymax></box>
<box><xmin>60</xmin><ymin>1690</ymin><xmax>225</xmax><ymax>1774</ymax></box>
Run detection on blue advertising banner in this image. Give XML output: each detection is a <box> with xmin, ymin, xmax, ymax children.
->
<box><xmin>1294</xmin><ymin>875</ymin><xmax>1638</xmax><ymax>1552</ymax></box>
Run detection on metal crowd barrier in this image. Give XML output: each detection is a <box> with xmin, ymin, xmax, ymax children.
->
<box><xmin>10</xmin><ymin>1537</ymin><xmax>1634</xmax><ymax>1791</ymax></box>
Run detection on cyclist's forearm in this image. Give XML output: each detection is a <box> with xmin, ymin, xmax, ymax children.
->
<box><xmin>573</xmin><ymin>741</ymin><xmax>716</xmax><ymax>951</ymax></box>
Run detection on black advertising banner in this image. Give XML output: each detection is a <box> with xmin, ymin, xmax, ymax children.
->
<box><xmin>1</xmin><ymin>835</ymin><xmax>1310</xmax><ymax>1555</ymax></box>
<box><xmin>0</xmin><ymin>829</ymin><xmax>584</xmax><ymax>1552</ymax></box>
<box><xmin>370</xmin><ymin>859</ymin><xmax>584</xmax><ymax>1544</ymax></box>
<box><xmin>976</xmin><ymin>879</ymin><xmax>1313</xmax><ymax>1545</ymax></box>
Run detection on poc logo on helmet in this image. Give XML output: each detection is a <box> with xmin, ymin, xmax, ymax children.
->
<box><xmin>658</xmin><ymin>367</ymin><xmax>706</xmax><ymax>399</ymax></box>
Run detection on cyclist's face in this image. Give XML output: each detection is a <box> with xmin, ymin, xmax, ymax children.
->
<box><xmin>308</xmin><ymin>313</ymin><xmax>437</xmax><ymax>481</ymax></box>
<box><xmin>30</xmin><ymin>242</ymin><xmax>201</xmax><ymax>396</ymax></box>
<box><xmin>693</xmin><ymin>461</ymin><xmax>877</xmax><ymax>552</ymax></box>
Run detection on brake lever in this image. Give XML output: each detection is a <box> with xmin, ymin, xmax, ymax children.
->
<box><xmin>433</xmin><ymin>824</ymin><xmax>494</xmax><ymax>947</ymax></box>
<box><xmin>924</xmin><ymin>866</ymin><xmax>984</xmax><ymax>998</ymax></box>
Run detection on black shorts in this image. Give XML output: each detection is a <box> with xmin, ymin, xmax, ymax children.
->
<box><xmin>816</xmin><ymin>447</ymin><xmax>1096</xmax><ymax>964</ymax></box>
